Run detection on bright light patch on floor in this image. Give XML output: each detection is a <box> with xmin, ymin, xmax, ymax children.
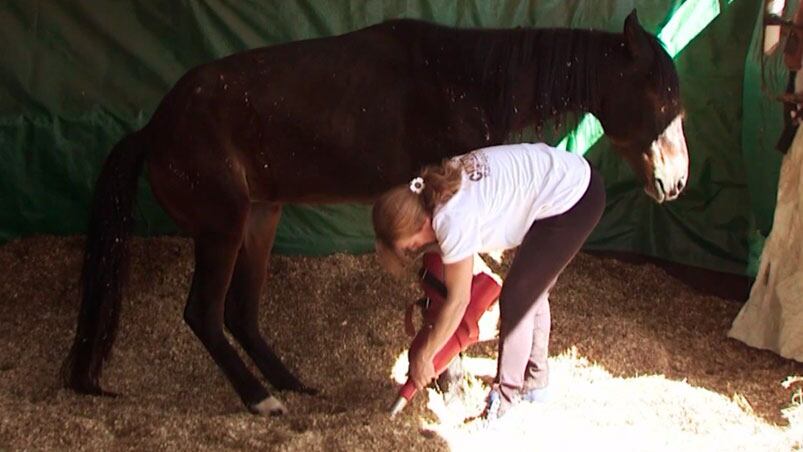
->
<box><xmin>405</xmin><ymin>348</ymin><xmax>802</xmax><ymax>452</ymax></box>
<box><xmin>391</xmin><ymin>349</ymin><xmax>410</xmax><ymax>385</ymax></box>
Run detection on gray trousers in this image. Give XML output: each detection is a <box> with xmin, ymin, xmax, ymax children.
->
<box><xmin>496</xmin><ymin>167</ymin><xmax>605</xmax><ymax>403</ymax></box>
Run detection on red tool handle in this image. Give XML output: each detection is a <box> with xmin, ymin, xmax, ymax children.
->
<box><xmin>398</xmin><ymin>331</ymin><xmax>464</xmax><ymax>401</ymax></box>
<box><xmin>392</xmin><ymin>254</ymin><xmax>501</xmax><ymax>413</ymax></box>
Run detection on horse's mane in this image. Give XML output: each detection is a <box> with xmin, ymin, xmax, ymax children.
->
<box><xmin>389</xmin><ymin>19</ymin><xmax>678</xmax><ymax>141</ymax></box>
<box><xmin>643</xmin><ymin>32</ymin><xmax>681</xmax><ymax>109</ymax></box>
<box><xmin>474</xmin><ymin>27</ymin><xmax>613</xmax><ymax>137</ymax></box>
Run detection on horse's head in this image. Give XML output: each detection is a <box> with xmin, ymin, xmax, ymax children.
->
<box><xmin>596</xmin><ymin>11</ymin><xmax>689</xmax><ymax>203</ymax></box>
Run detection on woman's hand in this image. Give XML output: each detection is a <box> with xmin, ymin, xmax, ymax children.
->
<box><xmin>409</xmin><ymin>348</ymin><xmax>436</xmax><ymax>390</ymax></box>
<box><xmin>409</xmin><ymin>256</ymin><xmax>473</xmax><ymax>390</ymax></box>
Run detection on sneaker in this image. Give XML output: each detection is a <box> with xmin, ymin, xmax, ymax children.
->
<box><xmin>521</xmin><ymin>386</ymin><xmax>550</xmax><ymax>403</ymax></box>
<box><xmin>482</xmin><ymin>385</ymin><xmax>519</xmax><ymax>421</ymax></box>
<box><xmin>482</xmin><ymin>386</ymin><xmax>503</xmax><ymax>421</ymax></box>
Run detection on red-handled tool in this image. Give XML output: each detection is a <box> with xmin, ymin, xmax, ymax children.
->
<box><xmin>390</xmin><ymin>253</ymin><xmax>501</xmax><ymax>417</ymax></box>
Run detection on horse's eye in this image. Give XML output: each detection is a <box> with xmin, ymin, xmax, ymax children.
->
<box><xmin>660</xmin><ymin>106</ymin><xmax>667</xmax><ymax>113</ymax></box>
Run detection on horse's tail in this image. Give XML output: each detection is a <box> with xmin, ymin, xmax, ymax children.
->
<box><xmin>62</xmin><ymin>131</ymin><xmax>148</xmax><ymax>394</ymax></box>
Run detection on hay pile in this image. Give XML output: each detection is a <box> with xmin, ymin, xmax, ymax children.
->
<box><xmin>0</xmin><ymin>236</ymin><xmax>801</xmax><ymax>451</ymax></box>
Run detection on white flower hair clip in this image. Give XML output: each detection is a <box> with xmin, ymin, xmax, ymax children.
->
<box><xmin>409</xmin><ymin>177</ymin><xmax>424</xmax><ymax>194</ymax></box>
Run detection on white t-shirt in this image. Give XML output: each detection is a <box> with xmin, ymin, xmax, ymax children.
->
<box><xmin>432</xmin><ymin>143</ymin><xmax>591</xmax><ymax>264</ymax></box>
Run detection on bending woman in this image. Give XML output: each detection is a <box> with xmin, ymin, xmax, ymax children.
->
<box><xmin>372</xmin><ymin>142</ymin><xmax>605</xmax><ymax>418</ymax></box>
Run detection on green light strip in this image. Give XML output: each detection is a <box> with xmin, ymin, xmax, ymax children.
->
<box><xmin>659</xmin><ymin>0</ymin><xmax>722</xmax><ymax>55</ymax></box>
<box><xmin>557</xmin><ymin>0</ymin><xmax>725</xmax><ymax>154</ymax></box>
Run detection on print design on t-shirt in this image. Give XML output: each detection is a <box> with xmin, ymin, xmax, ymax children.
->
<box><xmin>457</xmin><ymin>151</ymin><xmax>490</xmax><ymax>181</ymax></box>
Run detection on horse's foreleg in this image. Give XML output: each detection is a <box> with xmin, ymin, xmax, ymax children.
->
<box><xmin>184</xmin><ymin>228</ymin><xmax>286</xmax><ymax>415</ymax></box>
<box><xmin>223</xmin><ymin>203</ymin><xmax>317</xmax><ymax>395</ymax></box>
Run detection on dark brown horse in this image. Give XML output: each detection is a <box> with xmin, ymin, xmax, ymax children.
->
<box><xmin>63</xmin><ymin>11</ymin><xmax>688</xmax><ymax>415</ymax></box>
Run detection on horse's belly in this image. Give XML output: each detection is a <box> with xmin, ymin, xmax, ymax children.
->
<box><xmin>243</xmin><ymin>139</ymin><xmax>413</xmax><ymax>203</ymax></box>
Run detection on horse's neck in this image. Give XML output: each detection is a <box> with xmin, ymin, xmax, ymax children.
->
<box><xmin>515</xmin><ymin>28</ymin><xmax>622</xmax><ymax>128</ymax></box>
<box><xmin>415</xmin><ymin>25</ymin><xmax>624</xmax><ymax>134</ymax></box>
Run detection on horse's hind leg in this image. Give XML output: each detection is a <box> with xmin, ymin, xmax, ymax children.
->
<box><xmin>224</xmin><ymin>203</ymin><xmax>317</xmax><ymax>394</ymax></box>
<box><xmin>183</xmin><ymin>209</ymin><xmax>286</xmax><ymax>415</ymax></box>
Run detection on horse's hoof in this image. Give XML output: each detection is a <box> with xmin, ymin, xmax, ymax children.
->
<box><xmin>295</xmin><ymin>385</ymin><xmax>319</xmax><ymax>396</ymax></box>
<box><xmin>278</xmin><ymin>380</ymin><xmax>319</xmax><ymax>396</ymax></box>
<box><xmin>69</xmin><ymin>379</ymin><xmax>119</xmax><ymax>398</ymax></box>
<box><xmin>99</xmin><ymin>389</ymin><xmax>121</xmax><ymax>398</ymax></box>
<box><xmin>249</xmin><ymin>396</ymin><xmax>288</xmax><ymax>416</ymax></box>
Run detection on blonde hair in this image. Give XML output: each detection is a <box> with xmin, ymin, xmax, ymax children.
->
<box><xmin>372</xmin><ymin>158</ymin><xmax>463</xmax><ymax>274</ymax></box>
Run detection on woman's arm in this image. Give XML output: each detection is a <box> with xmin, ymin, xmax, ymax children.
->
<box><xmin>409</xmin><ymin>255</ymin><xmax>474</xmax><ymax>389</ymax></box>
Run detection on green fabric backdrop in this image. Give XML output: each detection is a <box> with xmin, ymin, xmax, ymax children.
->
<box><xmin>0</xmin><ymin>0</ymin><xmax>786</xmax><ymax>276</ymax></box>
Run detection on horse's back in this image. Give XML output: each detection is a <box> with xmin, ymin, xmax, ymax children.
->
<box><xmin>144</xmin><ymin>20</ymin><xmax>434</xmax><ymax>204</ymax></box>
<box><xmin>144</xmin><ymin>18</ymin><xmax>559</xmax><ymax>204</ymax></box>
<box><xmin>150</xmin><ymin>21</ymin><xmax>415</xmax><ymax>124</ymax></box>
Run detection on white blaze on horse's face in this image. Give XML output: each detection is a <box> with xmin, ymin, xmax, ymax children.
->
<box><xmin>645</xmin><ymin>114</ymin><xmax>689</xmax><ymax>203</ymax></box>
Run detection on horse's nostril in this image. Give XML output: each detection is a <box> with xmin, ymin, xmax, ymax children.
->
<box><xmin>656</xmin><ymin>178</ymin><xmax>666</xmax><ymax>195</ymax></box>
<box><xmin>676</xmin><ymin>179</ymin><xmax>685</xmax><ymax>192</ymax></box>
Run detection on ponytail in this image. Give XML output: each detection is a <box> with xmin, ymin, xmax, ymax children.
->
<box><xmin>419</xmin><ymin>159</ymin><xmax>463</xmax><ymax>212</ymax></box>
<box><xmin>372</xmin><ymin>158</ymin><xmax>463</xmax><ymax>275</ymax></box>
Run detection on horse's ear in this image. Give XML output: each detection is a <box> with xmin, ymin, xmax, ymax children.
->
<box><xmin>623</xmin><ymin>9</ymin><xmax>653</xmax><ymax>68</ymax></box>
